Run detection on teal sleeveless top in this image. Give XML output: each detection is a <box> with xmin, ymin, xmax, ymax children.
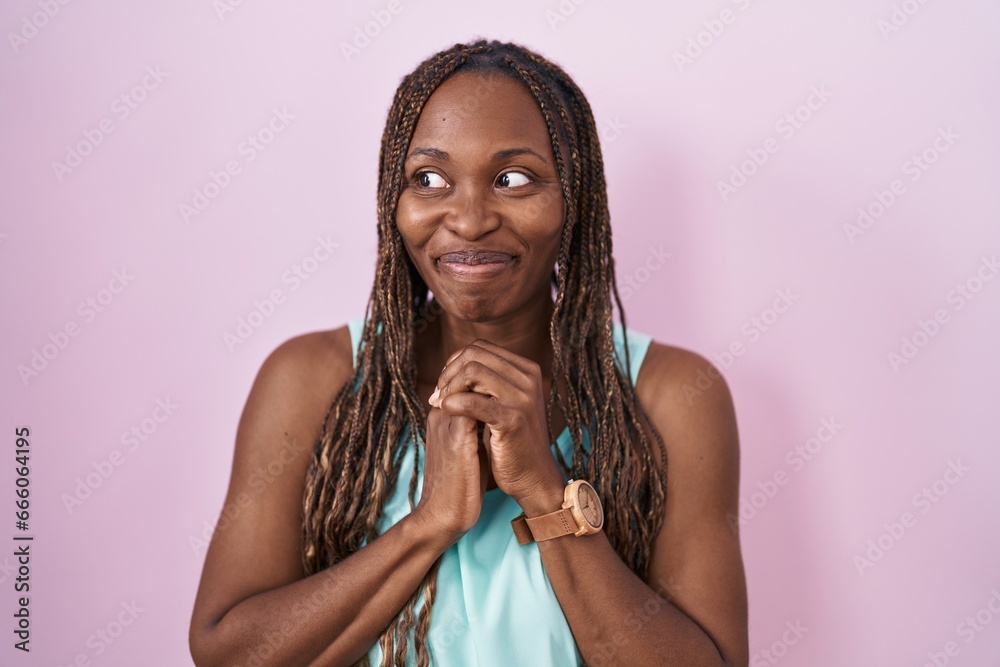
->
<box><xmin>347</xmin><ymin>318</ymin><xmax>653</xmax><ymax>666</ymax></box>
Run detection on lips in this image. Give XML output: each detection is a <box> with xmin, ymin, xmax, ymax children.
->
<box><xmin>438</xmin><ymin>251</ymin><xmax>515</xmax><ymax>265</ymax></box>
<box><xmin>436</xmin><ymin>250</ymin><xmax>516</xmax><ymax>280</ymax></box>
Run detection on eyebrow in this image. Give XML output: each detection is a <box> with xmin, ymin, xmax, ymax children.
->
<box><xmin>405</xmin><ymin>146</ymin><xmax>549</xmax><ymax>163</ymax></box>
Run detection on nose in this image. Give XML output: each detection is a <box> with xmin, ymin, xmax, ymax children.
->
<box><xmin>444</xmin><ymin>186</ymin><xmax>501</xmax><ymax>240</ymax></box>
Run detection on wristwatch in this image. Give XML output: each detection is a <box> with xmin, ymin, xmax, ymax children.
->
<box><xmin>510</xmin><ymin>479</ymin><xmax>604</xmax><ymax>545</ymax></box>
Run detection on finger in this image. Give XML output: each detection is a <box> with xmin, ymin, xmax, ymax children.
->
<box><xmin>436</xmin><ymin>345</ymin><xmax>534</xmax><ymax>400</ymax></box>
<box><xmin>440</xmin><ymin>407</ymin><xmax>477</xmax><ymax>439</ymax></box>
<box><xmin>435</xmin><ymin>359</ymin><xmax>516</xmax><ymax>408</ymax></box>
<box><xmin>445</xmin><ymin>338</ymin><xmax>537</xmax><ymax>374</ymax></box>
<box><xmin>478</xmin><ymin>429</ymin><xmax>490</xmax><ymax>497</ymax></box>
<box><xmin>446</xmin><ymin>339</ymin><xmax>539</xmax><ymax>377</ymax></box>
<box><xmin>438</xmin><ymin>391</ymin><xmax>508</xmax><ymax>429</ymax></box>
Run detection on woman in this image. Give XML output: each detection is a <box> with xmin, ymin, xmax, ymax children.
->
<box><xmin>190</xmin><ymin>39</ymin><xmax>748</xmax><ymax>666</ymax></box>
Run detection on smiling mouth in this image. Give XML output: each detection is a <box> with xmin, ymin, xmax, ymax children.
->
<box><xmin>436</xmin><ymin>251</ymin><xmax>516</xmax><ymax>279</ymax></box>
<box><xmin>438</xmin><ymin>251</ymin><xmax>515</xmax><ymax>264</ymax></box>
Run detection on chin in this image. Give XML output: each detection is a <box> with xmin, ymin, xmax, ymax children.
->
<box><xmin>434</xmin><ymin>291</ymin><xmax>512</xmax><ymax>324</ymax></box>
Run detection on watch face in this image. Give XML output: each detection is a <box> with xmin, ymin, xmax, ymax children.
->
<box><xmin>577</xmin><ymin>483</ymin><xmax>603</xmax><ymax>528</ymax></box>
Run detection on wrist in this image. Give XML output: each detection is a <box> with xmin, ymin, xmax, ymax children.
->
<box><xmin>517</xmin><ymin>471</ymin><xmax>567</xmax><ymax>517</ymax></box>
<box><xmin>511</xmin><ymin>477</ymin><xmax>605</xmax><ymax>544</ymax></box>
<box><xmin>405</xmin><ymin>506</ymin><xmax>463</xmax><ymax>553</ymax></box>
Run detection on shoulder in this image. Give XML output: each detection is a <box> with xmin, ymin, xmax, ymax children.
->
<box><xmin>190</xmin><ymin>324</ymin><xmax>358</xmax><ymax>631</ymax></box>
<box><xmin>634</xmin><ymin>341</ymin><xmax>736</xmax><ymax>428</ymax></box>
<box><xmin>257</xmin><ymin>325</ymin><xmax>355</xmax><ymax>392</ymax></box>
<box><xmin>237</xmin><ymin>325</ymin><xmax>356</xmax><ymax>459</ymax></box>
<box><xmin>632</xmin><ymin>340</ymin><xmax>740</xmax><ymax>494</ymax></box>
<box><xmin>630</xmin><ymin>340</ymin><xmax>748</xmax><ymax>664</ymax></box>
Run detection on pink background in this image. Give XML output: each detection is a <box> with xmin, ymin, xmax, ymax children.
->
<box><xmin>2</xmin><ymin>1</ymin><xmax>998</xmax><ymax>665</ymax></box>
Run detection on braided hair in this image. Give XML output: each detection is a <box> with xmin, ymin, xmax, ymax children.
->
<box><xmin>301</xmin><ymin>39</ymin><xmax>667</xmax><ymax>667</ymax></box>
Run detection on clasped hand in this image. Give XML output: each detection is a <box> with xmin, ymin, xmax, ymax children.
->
<box><xmin>415</xmin><ymin>339</ymin><xmax>565</xmax><ymax>543</ymax></box>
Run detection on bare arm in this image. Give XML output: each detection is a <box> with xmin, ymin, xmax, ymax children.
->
<box><xmin>513</xmin><ymin>344</ymin><xmax>749</xmax><ymax>666</ymax></box>
<box><xmin>188</xmin><ymin>330</ymin><xmax>458</xmax><ymax>667</ymax></box>
<box><xmin>430</xmin><ymin>339</ymin><xmax>748</xmax><ymax>665</ymax></box>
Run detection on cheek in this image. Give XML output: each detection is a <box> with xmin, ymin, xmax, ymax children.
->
<box><xmin>394</xmin><ymin>195</ymin><xmax>434</xmax><ymax>252</ymax></box>
<box><xmin>516</xmin><ymin>194</ymin><xmax>564</xmax><ymax>255</ymax></box>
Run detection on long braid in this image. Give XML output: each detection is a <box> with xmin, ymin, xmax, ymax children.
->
<box><xmin>301</xmin><ymin>39</ymin><xmax>667</xmax><ymax>666</ymax></box>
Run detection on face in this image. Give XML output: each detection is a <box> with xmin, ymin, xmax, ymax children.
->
<box><xmin>395</xmin><ymin>72</ymin><xmax>566</xmax><ymax>322</ymax></box>
<box><xmin>577</xmin><ymin>483</ymin><xmax>603</xmax><ymax>528</ymax></box>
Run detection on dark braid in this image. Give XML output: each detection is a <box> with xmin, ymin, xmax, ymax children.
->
<box><xmin>301</xmin><ymin>39</ymin><xmax>668</xmax><ymax>666</ymax></box>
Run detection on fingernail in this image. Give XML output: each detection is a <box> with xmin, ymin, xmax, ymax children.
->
<box><xmin>428</xmin><ymin>386</ymin><xmax>440</xmax><ymax>406</ymax></box>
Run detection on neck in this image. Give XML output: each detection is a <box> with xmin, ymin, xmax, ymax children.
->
<box><xmin>421</xmin><ymin>296</ymin><xmax>555</xmax><ymax>381</ymax></box>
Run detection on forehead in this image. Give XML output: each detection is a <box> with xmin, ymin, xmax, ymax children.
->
<box><xmin>408</xmin><ymin>72</ymin><xmax>555</xmax><ymax>158</ymax></box>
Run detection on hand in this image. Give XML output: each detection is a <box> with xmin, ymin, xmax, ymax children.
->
<box><xmin>411</xmin><ymin>405</ymin><xmax>489</xmax><ymax>546</ymax></box>
<box><xmin>429</xmin><ymin>339</ymin><xmax>565</xmax><ymax>513</ymax></box>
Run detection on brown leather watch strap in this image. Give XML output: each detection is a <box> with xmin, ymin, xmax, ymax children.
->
<box><xmin>510</xmin><ymin>513</ymin><xmax>534</xmax><ymax>545</ymax></box>
<box><xmin>527</xmin><ymin>508</ymin><xmax>577</xmax><ymax>541</ymax></box>
<box><xmin>510</xmin><ymin>508</ymin><xmax>578</xmax><ymax>544</ymax></box>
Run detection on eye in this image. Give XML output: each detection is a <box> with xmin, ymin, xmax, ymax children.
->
<box><xmin>415</xmin><ymin>171</ymin><xmax>449</xmax><ymax>189</ymax></box>
<box><xmin>496</xmin><ymin>171</ymin><xmax>531</xmax><ymax>188</ymax></box>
